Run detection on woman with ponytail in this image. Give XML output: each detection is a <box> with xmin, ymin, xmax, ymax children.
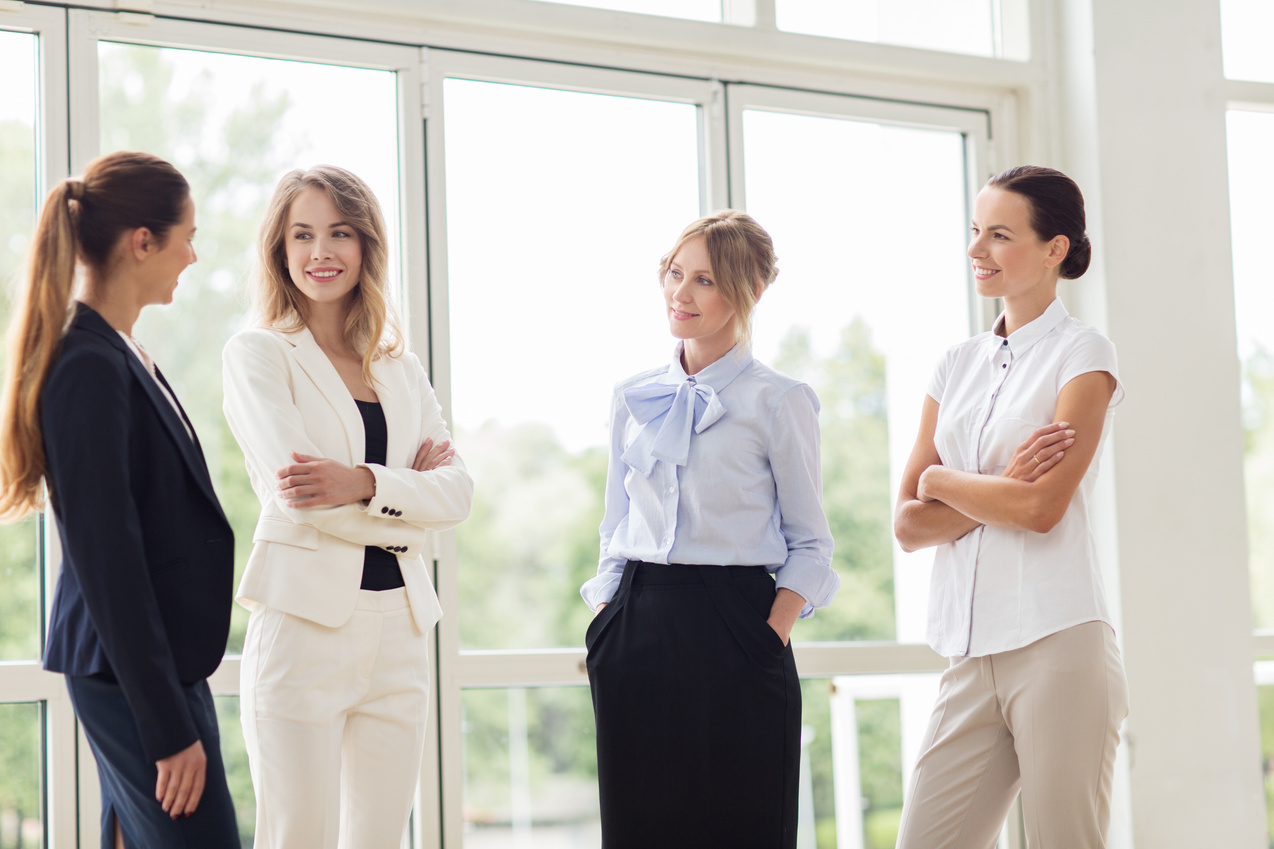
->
<box><xmin>893</xmin><ymin>166</ymin><xmax>1128</xmax><ymax>848</ymax></box>
<box><xmin>0</xmin><ymin>151</ymin><xmax>238</xmax><ymax>848</ymax></box>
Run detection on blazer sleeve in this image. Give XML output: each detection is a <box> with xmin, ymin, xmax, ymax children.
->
<box><xmin>43</xmin><ymin>348</ymin><xmax>199</xmax><ymax>762</ymax></box>
<box><xmin>222</xmin><ymin>330</ymin><xmax>429</xmax><ymax>552</ymax></box>
<box><xmin>359</xmin><ymin>352</ymin><xmax>474</xmax><ymax>531</ymax></box>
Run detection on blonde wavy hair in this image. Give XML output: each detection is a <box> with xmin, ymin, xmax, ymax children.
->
<box><xmin>252</xmin><ymin>165</ymin><xmax>403</xmax><ymax>384</ymax></box>
<box><xmin>658</xmin><ymin>210</ymin><xmax>778</xmax><ymax>353</ymax></box>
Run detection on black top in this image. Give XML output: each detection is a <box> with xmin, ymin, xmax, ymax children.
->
<box><xmin>356</xmin><ymin>399</ymin><xmax>405</xmax><ymax>591</ymax></box>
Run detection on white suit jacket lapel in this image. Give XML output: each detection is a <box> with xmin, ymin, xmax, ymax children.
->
<box><xmin>371</xmin><ymin>355</ymin><xmax>411</xmax><ymax>468</ymax></box>
<box><xmin>284</xmin><ymin>327</ymin><xmax>364</xmax><ymax>465</ymax></box>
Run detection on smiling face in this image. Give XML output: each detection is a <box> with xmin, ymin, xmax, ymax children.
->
<box><xmin>968</xmin><ymin>186</ymin><xmax>1067</xmax><ymax>306</ymax></box>
<box><xmin>141</xmin><ymin>196</ymin><xmax>197</xmax><ymax>306</ymax></box>
<box><xmin>663</xmin><ymin>235</ymin><xmax>738</xmax><ymax>361</ymax></box>
<box><xmin>284</xmin><ymin>187</ymin><xmax>363</xmax><ymax>308</ymax></box>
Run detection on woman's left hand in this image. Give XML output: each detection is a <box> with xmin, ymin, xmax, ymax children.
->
<box><xmin>766</xmin><ymin>588</ymin><xmax>806</xmax><ymax>647</ymax></box>
<box><xmin>277</xmin><ymin>451</ymin><xmax>376</xmax><ymax>508</ymax></box>
<box><xmin>412</xmin><ymin>438</ymin><xmax>455</xmax><ymax>472</ymax></box>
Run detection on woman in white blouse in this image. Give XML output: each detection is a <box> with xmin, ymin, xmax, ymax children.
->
<box><xmin>581</xmin><ymin>210</ymin><xmax>839</xmax><ymax>849</ymax></box>
<box><xmin>222</xmin><ymin>165</ymin><xmax>472</xmax><ymax>849</ymax></box>
<box><xmin>894</xmin><ymin>165</ymin><xmax>1128</xmax><ymax>848</ymax></box>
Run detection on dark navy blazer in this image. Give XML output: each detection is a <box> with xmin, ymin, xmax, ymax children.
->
<box><xmin>42</xmin><ymin>302</ymin><xmax>233</xmax><ymax>763</ymax></box>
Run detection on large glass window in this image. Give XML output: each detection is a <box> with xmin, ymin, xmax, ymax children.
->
<box><xmin>1221</xmin><ymin>0</ymin><xmax>1274</xmax><ymax>83</ymax></box>
<box><xmin>777</xmin><ymin>0</ymin><xmax>1012</xmax><ymax>58</ymax></box>
<box><xmin>1229</xmin><ymin>108</ymin><xmax>1274</xmax><ymax>845</ymax></box>
<box><xmin>97</xmin><ymin>41</ymin><xmax>401</xmax><ymax>658</ymax></box>
<box><xmin>0</xmin><ymin>703</ymin><xmax>42</xmax><ymax>849</ymax></box>
<box><xmin>96</xmin><ymin>37</ymin><xmax>405</xmax><ymax>842</ymax></box>
<box><xmin>444</xmin><ymin>78</ymin><xmax>702</xmax><ymax>652</ymax></box>
<box><xmin>461</xmin><ymin>687</ymin><xmax>598</xmax><ymax>847</ymax></box>
<box><xmin>0</xmin><ymin>30</ymin><xmax>42</xmax><ymax>665</ymax></box>
<box><xmin>523</xmin><ymin>0</ymin><xmax>719</xmax><ymax>21</ymax></box>
<box><xmin>1226</xmin><ymin>109</ymin><xmax>1274</xmax><ymax>632</ymax></box>
<box><xmin>738</xmin><ymin>107</ymin><xmax>971</xmax><ymax>645</ymax></box>
<box><xmin>735</xmin><ymin>102</ymin><xmax>972</xmax><ymax>849</ymax></box>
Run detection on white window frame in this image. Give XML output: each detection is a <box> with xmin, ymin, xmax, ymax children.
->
<box><xmin>0</xmin><ymin>6</ymin><xmax>73</xmax><ymax>847</ymax></box>
<box><xmin>422</xmin><ymin>47</ymin><xmax>1016</xmax><ymax>847</ymax></box>
<box><xmin>62</xmin><ymin>10</ymin><xmax>428</xmax><ymax>845</ymax></box>
<box><xmin>421</xmin><ymin>48</ymin><xmax>730</xmax><ymax>846</ymax></box>
<box><xmin>4</xmin><ymin>2</ymin><xmax>1042</xmax><ymax>846</ymax></box>
<box><xmin>1227</xmin><ymin>73</ymin><xmax>1274</xmax><ymax>661</ymax></box>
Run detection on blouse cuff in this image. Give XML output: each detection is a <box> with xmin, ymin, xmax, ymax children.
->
<box><xmin>775</xmin><ymin>554</ymin><xmax>840</xmax><ymax>619</ymax></box>
<box><xmin>580</xmin><ymin>570</ymin><xmax>624</xmax><ymax>611</ymax></box>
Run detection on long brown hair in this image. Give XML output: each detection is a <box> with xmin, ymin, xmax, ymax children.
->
<box><xmin>0</xmin><ymin>151</ymin><xmax>189</xmax><ymax>519</ymax></box>
<box><xmin>251</xmin><ymin>165</ymin><xmax>403</xmax><ymax>385</ymax></box>
<box><xmin>658</xmin><ymin>210</ymin><xmax>779</xmax><ymax>353</ymax></box>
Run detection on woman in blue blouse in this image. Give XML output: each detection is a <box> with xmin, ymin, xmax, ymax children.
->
<box><xmin>582</xmin><ymin>210</ymin><xmax>839</xmax><ymax>849</ymax></box>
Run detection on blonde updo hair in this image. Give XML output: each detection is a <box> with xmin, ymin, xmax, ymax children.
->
<box><xmin>252</xmin><ymin>165</ymin><xmax>403</xmax><ymax>385</ymax></box>
<box><xmin>658</xmin><ymin>210</ymin><xmax>778</xmax><ymax>352</ymax></box>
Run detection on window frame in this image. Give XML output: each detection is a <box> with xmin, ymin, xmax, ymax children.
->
<box><xmin>3</xmin><ymin>2</ymin><xmax>1041</xmax><ymax>846</ymax></box>
<box><xmin>62</xmin><ymin>10</ymin><xmax>429</xmax><ymax>844</ymax></box>
<box><xmin>0</xmin><ymin>7</ymin><xmax>73</xmax><ymax>847</ymax></box>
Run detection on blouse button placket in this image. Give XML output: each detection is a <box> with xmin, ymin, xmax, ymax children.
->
<box><xmin>973</xmin><ymin>339</ymin><xmax>1014</xmax><ymax>472</ymax></box>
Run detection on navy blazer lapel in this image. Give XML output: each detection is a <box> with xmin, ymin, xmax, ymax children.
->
<box><xmin>72</xmin><ymin>304</ymin><xmax>226</xmax><ymax>521</ymax></box>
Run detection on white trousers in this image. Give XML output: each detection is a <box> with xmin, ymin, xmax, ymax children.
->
<box><xmin>896</xmin><ymin>621</ymin><xmax>1128</xmax><ymax>849</ymax></box>
<box><xmin>240</xmin><ymin>588</ymin><xmax>431</xmax><ymax>849</ymax></box>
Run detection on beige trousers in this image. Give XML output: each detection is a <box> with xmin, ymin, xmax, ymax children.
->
<box><xmin>896</xmin><ymin>621</ymin><xmax>1128</xmax><ymax>849</ymax></box>
<box><xmin>240</xmin><ymin>588</ymin><xmax>431</xmax><ymax>849</ymax></box>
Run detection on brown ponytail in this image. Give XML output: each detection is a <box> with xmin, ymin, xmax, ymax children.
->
<box><xmin>0</xmin><ymin>152</ymin><xmax>189</xmax><ymax>519</ymax></box>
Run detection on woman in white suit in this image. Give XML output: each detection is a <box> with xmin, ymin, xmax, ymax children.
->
<box><xmin>222</xmin><ymin>165</ymin><xmax>473</xmax><ymax>849</ymax></box>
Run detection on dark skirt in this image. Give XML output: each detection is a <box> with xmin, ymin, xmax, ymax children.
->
<box><xmin>586</xmin><ymin>561</ymin><xmax>802</xmax><ymax>849</ymax></box>
<box><xmin>66</xmin><ymin>674</ymin><xmax>239</xmax><ymax>849</ymax></box>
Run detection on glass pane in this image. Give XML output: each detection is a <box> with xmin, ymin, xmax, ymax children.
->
<box><xmin>1222</xmin><ymin>0</ymin><xmax>1274</xmax><ymax>82</ymax></box>
<box><xmin>97</xmin><ymin>42</ymin><xmax>401</xmax><ymax>653</ymax></box>
<box><xmin>0</xmin><ymin>702</ymin><xmax>43</xmax><ymax>849</ymax></box>
<box><xmin>0</xmin><ymin>31</ymin><xmax>41</xmax><ymax>662</ymax></box>
<box><xmin>805</xmin><ymin>676</ymin><xmax>941</xmax><ymax>848</ymax></box>
<box><xmin>523</xmin><ymin>0</ymin><xmax>719</xmax><ymax>21</ymax></box>
<box><xmin>213</xmin><ymin>696</ymin><xmax>255</xmax><ymax>848</ymax></box>
<box><xmin>444</xmin><ymin>79</ymin><xmax>701</xmax><ymax>650</ymax></box>
<box><xmin>0</xmin><ymin>519</ymin><xmax>39</xmax><ymax>661</ymax></box>
<box><xmin>741</xmin><ymin>109</ymin><xmax>971</xmax><ymax>643</ymax></box>
<box><xmin>462</xmin><ymin>687</ymin><xmax>599</xmax><ymax>847</ymax></box>
<box><xmin>778</xmin><ymin>0</ymin><xmax>999</xmax><ymax>58</ymax></box>
<box><xmin>1227</xmin><ymin>110</ymin><xmax>1274</xmax><ymax>631</ymax></box>
<box><xmin>1256</xmin><ymin>667</ymin><xmax>1274</xmax><ymax>845</ymax></box>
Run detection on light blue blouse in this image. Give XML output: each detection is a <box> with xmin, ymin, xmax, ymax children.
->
<box><xmin>580</xmin><ymin>344</ymin><xmax>839</xmax><ymax>618</ymax></box>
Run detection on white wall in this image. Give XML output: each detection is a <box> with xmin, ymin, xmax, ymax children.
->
<box><xmin>1049</xmin><ymin>0</ymin><xmax>1266</xmax><ymax>845</ymax></box>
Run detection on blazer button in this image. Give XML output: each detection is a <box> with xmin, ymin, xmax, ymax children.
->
<box><xmin>394</xmin><ymin>509</ymin><xmax>402</xmax><ymax>517</ymax></box>
<box><xmin>381</xmin><ymin>507</ymin><xmax>389</xmax><ymax>514</ymax></box>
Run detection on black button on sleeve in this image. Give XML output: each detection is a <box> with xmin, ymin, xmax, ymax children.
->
<box><xmin>381</xmin><ymin>506</ymin><xmax>388</xmax><ymax>514</ymax></box>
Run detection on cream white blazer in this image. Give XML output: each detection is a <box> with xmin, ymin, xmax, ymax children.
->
<box><xmin>222</xmin><ymin>326</ymin><xmax>472</xmax><ymax>632</ymax></box>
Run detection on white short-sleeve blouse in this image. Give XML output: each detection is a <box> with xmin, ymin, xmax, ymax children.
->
<box><xmin>926</xmin><ymin>298</ymin><xmax>1124</xmax><ymax>658</ymax></box>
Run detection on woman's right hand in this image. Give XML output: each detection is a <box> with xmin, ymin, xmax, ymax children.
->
<box><xmin>595</xmin><ymin>602</ymin><xmax>607</xmax><ymax>616</ymax></box>
<box><xmin>1003</xmin><ymin>422</ymin><xmax>1075</xmax><ymax>482</ymax></box>
<box><xmin>412</xmin><ymin>438</ymin><xmax>455</xmax><ymax>472</ymax></box>
<box><xmin>155</xmin><ymin>739</ymin><xmax>207</xmax><ymax>819</ymax></box>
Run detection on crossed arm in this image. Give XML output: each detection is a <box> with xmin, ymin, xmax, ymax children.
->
<box><xmin>893</xmin><ymin>370</ymin><xmax>1116</xmax><ymax>551</ymax></box>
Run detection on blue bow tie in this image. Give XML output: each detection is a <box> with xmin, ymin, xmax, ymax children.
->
<box><xmin>620</xmin><ymin>378</ymin><xmax>726</xmax><ymax>476</ymax></box>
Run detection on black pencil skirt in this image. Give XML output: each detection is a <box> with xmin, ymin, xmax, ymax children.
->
<box><xmin>585</xmin><ymin>561</ymin><xmax>802</xmax><ymax>849</ymax></box>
